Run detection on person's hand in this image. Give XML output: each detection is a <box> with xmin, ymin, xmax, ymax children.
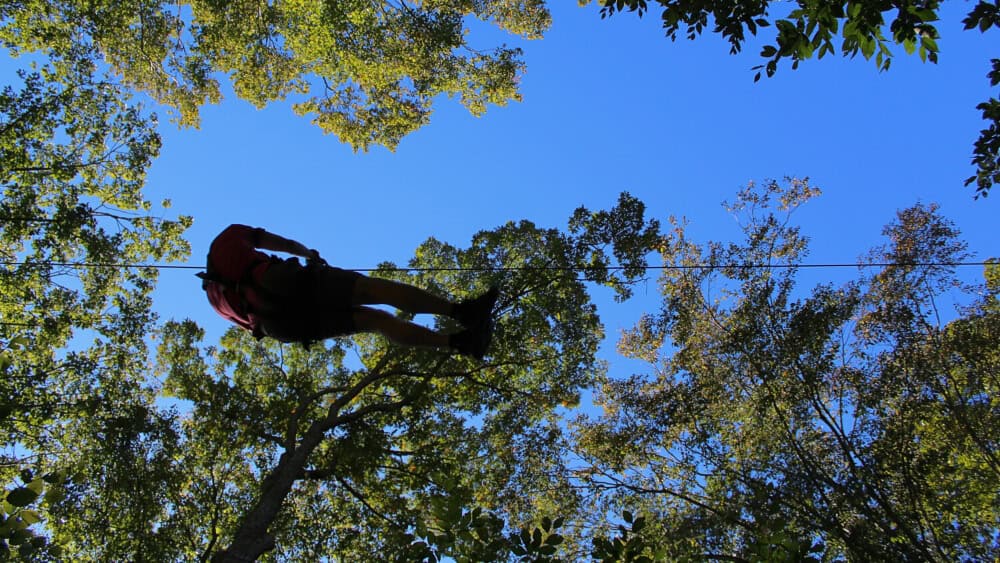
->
<box><xmin>306</xmin><ymin>248</ymin><xmax>326</xmax><ymax>266</ymax></box>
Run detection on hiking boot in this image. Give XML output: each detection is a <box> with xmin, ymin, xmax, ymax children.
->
<box><xmin>449</xmin><ymin>320</ymin><xmax>494</xmax><ymax>360</ymax></box>
<box><xmin>453</xmin><ymin>287</ymin><xmax>499</xmax><ymax>328</ymax></box>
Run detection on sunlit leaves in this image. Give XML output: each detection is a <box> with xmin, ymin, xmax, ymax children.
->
<box><xmin>133</xmin><ymin>193</ymin><xmax>661</xmax><ymax>560</ymax></box>
<box><xmin>3</xmin><ymin>0</ymin><xmax>549</xmax><ymax>150</ymax></box>
<box><xmin>574</xmin><ymin>179</ymin><xmax>999</xmax><ymax>560</ymax></box>
<box><xmin>0</xmin><ymin>471</ymin><xmax>66</xmax><ymax>559</ymax></box>
<box><xmin>0</xmin><ymin>44</ymin><xmax>191</xmax><ymax>560</ymax></box>
<box><xmin>591</xmin><ymin>511</ymin><xmax>664</xmax><ymax>563</ymax></box>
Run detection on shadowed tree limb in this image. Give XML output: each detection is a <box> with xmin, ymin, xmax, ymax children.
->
<box><xmin>212</xmin><ymin>359</ymin><xmax>431</xmax><ymax>562</ymax></box>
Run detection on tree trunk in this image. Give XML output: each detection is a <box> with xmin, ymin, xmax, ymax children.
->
<box><xmin>212</xmin><ymin>424</ymin><xmax>328</xmax><ymax>562</ymax></box>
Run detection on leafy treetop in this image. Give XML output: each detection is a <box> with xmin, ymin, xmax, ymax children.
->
<box><xmin>1</xmin><ymin>0</ymin><xmax>552</xmax><ymax>151</ymax></box>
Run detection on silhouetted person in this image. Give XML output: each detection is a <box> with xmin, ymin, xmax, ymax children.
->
<box><xmin>198</xmin><ymin>225</ymin><xmax>496</xmax><ymax>358</ymax></box>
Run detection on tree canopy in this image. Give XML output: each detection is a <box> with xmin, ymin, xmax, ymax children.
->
<box><xmin>0</xmin><ymin>53</ymin><xmax>190</xmax><ymax>559</ymax></box>
<box><xmin>3</xmin><ymin>1</ymin><xmax>995</xmax><ymax>193</ymax></box>
<box><xmin>3</xmin><ymin>173</ymin><xmax>997</xmax><ymax>560</ymax></box>
<box><xmin>1</xmin><ymin>0</ymin><xmax>550</xmax><ymax>151</ymax></box>
<box><xmin>586</xmin><ymin>0</ymin><xmax>1000</xmax><ymax>197</ymax></box>
<box><xmin>572</xmin><ymin>179</ymin><xmax>999</xmax><ymax>561</ymax></box>
<box><xmin>2</xmin><ymin>1</ymin><xmax>997</xmax><ymax>560</ymax></box>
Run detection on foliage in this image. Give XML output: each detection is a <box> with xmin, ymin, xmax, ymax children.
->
<box><xmin>590</xmin><ymin>0</ymin><xmax>942</xmax><ymax>71</ymax></box>
<box><xmin>0</xmin><ymin>48</ymin><xmax>191</xmax><ymax>559</ymax></box>
<box><xmin>3</xmin><ymin>1</ymin><xmax>994</xmax><ymax>561</ymax></box>
<box><xmin>402</xmin><ymin>506</ymin><xmax>568</xmax><ymax>562</ymax></box>
<box><xmin>1</xmin><ymin>0</ymin><xmax>551</xmax><ymax>150</ymax></box>
<box><xmin>584</xmin><ymin>0</ymin><xmax>1000</xmax><ymax>197</ymax></box>
<box><xmin>22</xmin><ymin>193</ymin><xmax>657</xmax><ymax>561</ymax></box>
<box><xmin>1</xmin><ymin>476</ymin><xmax>53</xmax><ymax>560</ymax></box>
<box><xmin>966</xmin><ymin>57</ymin><xmax>1000</xmax><ymax>198</ymax></box>
<box><xmin>573</xmin><ymin>178</ymin><xmax>999</xmax><ymax>561</ymax></box>
<box><xmin>0</xmin><ymin>341</ymin><xmax>68</xmax><ymax>561</ymax></box>
<box><xmin>590</xmin><ymin>511</ymin><xmax>665</xmax><ymax>563</ymax></box>
<box><xmin>3</xmin><ymin>149</ymin><xmax>996</xmax><ymax>561</ymax></box>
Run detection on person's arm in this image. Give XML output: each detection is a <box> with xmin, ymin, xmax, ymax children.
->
<box><xmin>255</xmin><ymin>229</ymin><xmax>321</xmax><ymax>262</ymax></box>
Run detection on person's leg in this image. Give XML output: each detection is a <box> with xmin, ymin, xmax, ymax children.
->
<box><xmin>351</xmin><ymin>276</ymin><xmax>499</xmax><ymax>330</ymax></box>
<box><xmin>352</xmin><ymin>276</ymin><xmax>455</xmax><ymax>316</ymax></box>
<box><xmin>351</xmin><ymin>306</ymin><xmax>451</xmax><ymax>348</ymax></box>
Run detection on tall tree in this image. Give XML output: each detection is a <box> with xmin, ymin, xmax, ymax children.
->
<box><xmin>42</xmin><ymin>194</ymin><xmax>659</xmax><ymax>561</ymax></box>
<box><xmin>586</xmin><ymin>0</ymin><xmax>1000</xmax><ymax>198</ymax></box>
<box><xmin>0</xmin><ymin>52</ymin><xmax>191</xmax><ymax>558</ymax></box>
<box><xmin>1</xmin><ymin>0</ymin><xmax>550</xmax><ymax>150</ymax></box>
<box><xmin>573</xmin><ymin>178</ymin><xmax>999</xmax><ymax>561</ymax></box>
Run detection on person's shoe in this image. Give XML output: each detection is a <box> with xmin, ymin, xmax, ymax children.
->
<box><xmin>449</xmin><ymin>320</ymin><xmax>494</xmax><ymax>360</ymax></box>
<box><xmin>453</xmin><ymin>287</ymin><xmax>499</xmax><ymax>328</ymax></box>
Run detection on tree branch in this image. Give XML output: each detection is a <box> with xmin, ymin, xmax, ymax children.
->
<box><xmin>213</xmin><ymin>360</ymin><xmax>403</xmax><ymax>562</ymax></box>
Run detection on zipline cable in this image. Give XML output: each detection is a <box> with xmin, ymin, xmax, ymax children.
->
<box><xmin>0</xmin><ymin>260</ymin><xmax>995</xmax><ymax>272</ymax></box>
<box><xmin>0</xmin><ymin>260</ymin><xmax>994</xmax><ymax>273</ymax></box>
<box><xmin>1</xmin><ymin>260</ymin><xmax>993</xmax><ymax>329</ymax></box>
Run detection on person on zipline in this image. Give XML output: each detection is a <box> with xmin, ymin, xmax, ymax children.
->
<box><xmin>198</xmin><ymin>224</ymin><xmax>497</xmax><ymax>358</ymax></box>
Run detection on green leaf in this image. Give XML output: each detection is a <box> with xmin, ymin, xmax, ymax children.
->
<box><xmin>860</xmin><ymin>37</ymin><xmax>876</xmax><ymax>59</ymax></box>
<box><xmin>18</xmin><ymin>511</ymin><xmax>40</xmax><ymax>526</ymax></box>
<box><xmin>8</xmin><ymin>528</ymin><xmax>32</xmax><ymax>546</ymax></box>
<box><xmin>5</xmin><ymin>488</ymin><xmax>39</xmax><ymax>508</ymax></box>
<box><xmin>18</xmin><ymin>540</ymin><xmax>36</xmax><ymax>557</ymax></box>
<box><xmin>25</xmin><ymin>480</ymin><xmax>43</xmax><ymax>496</ymax></box>
<box><xmin>43</xmin><ymin>486</ymin><xmax>65</xmax><ymax>507</ymax></box>
<box><xmin>796</xmin><ymin>41</ymin><xmax>814</xmax><ymax>59</ymax></box>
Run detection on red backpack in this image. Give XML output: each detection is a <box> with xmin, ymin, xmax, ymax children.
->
<box><xmin>196</xmin><ymin>256</ymin><xmax>274</xmax><ymax>339</ymax></box>
<box><xmin>197</xmin><ymin>255</ymin><xmax>321</xmax><ymax>347</ymax></box>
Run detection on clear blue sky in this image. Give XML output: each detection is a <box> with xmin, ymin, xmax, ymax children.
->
<box><xmin>125</xmin><ymin>3</ymin><xmax>996</xmax><ymax>357</ymax></box>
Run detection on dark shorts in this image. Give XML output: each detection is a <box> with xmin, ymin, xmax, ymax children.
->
<box><xmin>255</xmin><ymin>259</ymin><xmax>364</xmax><ymax>343</ymax></box>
